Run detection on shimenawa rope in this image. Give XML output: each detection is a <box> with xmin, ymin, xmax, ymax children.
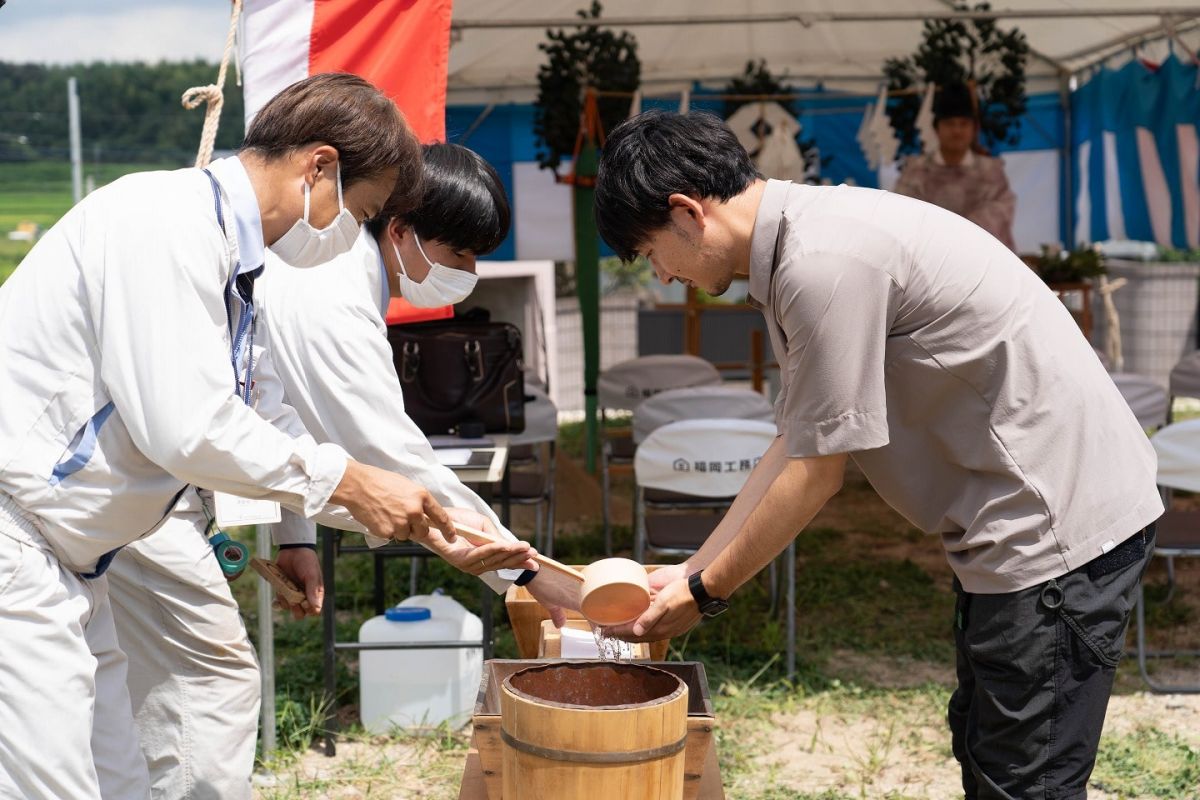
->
<box><xmin>182</xmin><ymin>0</ymin><xmax>243</xmax><ymax>169</ymax></box>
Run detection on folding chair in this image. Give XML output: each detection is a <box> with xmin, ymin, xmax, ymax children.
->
<box><xmin>632</xmin><ymin>385</ymin><xmax>775</xmax><ymax>446</ymax></box>
<box><xmin>1111</xmin><ymin>373</ymin><xmax>1169</xmax><ymax>431</ymax></box>
<box><xmin>630</xmin><ymin>385</ymin><xmax>778</xmax><ymax>594</ymax></box>
<box><xmin>1134</xmin><ymin>420</ymin><xmax>1200</xmax><ymax>693</ymax></box>
<box><xmin>596</xmin><ymin>355</ymin><xmax>721</xmax><ymax>554</ymax></box>
<box><xmin>506</xmin><ymin>385</ymin><xmax>559</xmax><ymax>556</ymax></box>
<box><xmin>633</xmin><ymin>419</ymin><xmax>799</xmax><ymax>678</ymax></box>
<box><xmin>1168</xmin><ymin>350</ymin><xmax>1200</xmax><ymax>423</ymax></box>
<box><xmin>633</xmin><ymin>417</ymin><xmax>776</xmax><ymax>561</ymax></box>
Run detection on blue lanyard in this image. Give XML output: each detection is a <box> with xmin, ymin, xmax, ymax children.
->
<box><xmin>203</xmin><ymin>169</ymin><xmax>256</xmax><ymax>406</ymax></box>
<box><xmin>230</xmin><ymin>273</ymin><xmax>256</xmax><ymax>406</ymax></box>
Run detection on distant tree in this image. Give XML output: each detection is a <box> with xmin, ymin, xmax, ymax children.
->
<box><xmin>533</xmin><ymin>1</ymin><xmax>640</xmax><ymax>173</ymax></box>
<box><xmin>882</xmin><ymin>1</ymin><xmax>1029</xmax><ymax>154</ymax></box>
<box><xmin>0</xmin><ymin>61</ymin><xmax>244</xmax><ymax>163</ymax></box>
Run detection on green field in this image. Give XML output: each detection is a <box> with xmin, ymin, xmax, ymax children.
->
<box><xmin>0</xmin><ymin>161</ymin><xmax>162</xmax><ymax>283</ymax></box>
<box><xmin>0</xmin><ymin>241</ymin><xmax>28</xmax><ymax>284</ymax></box>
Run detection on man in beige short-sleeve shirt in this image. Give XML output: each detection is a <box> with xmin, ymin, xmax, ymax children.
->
<box><xmin>594</xmin><ymin>110</ymin><xmax>1162</xmax><ymax>799</ymax></box>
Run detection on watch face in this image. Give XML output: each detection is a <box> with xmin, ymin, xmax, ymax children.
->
<box><xmin>701</xmin><ymin>598</ymin><xmax>729</xmax><ymax>618</ymax></box>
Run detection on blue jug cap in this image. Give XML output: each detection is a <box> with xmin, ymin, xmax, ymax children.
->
<box><xmin>385</xmin><ymin>606</ymin><xmax>431</xmax><ymax>622</ymax></box>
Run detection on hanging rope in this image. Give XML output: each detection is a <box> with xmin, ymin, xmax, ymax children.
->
<box><xmin>182</xmin><ymin>0</ymin><xmax>243</xmax><ymax>169</ymax></box>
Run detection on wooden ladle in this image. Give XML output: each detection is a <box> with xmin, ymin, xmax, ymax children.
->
<box><xmin>441</xmin><ymin>520</ymin><xmax>585</xmax><ymax>583</ymax></box>
<box><xmin>443</xmin><ymin>521</ymin><xmax>651</xmax><ymax>626</ymax></box>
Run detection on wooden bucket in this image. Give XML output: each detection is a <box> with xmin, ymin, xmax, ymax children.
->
<box><xmin>499</xmin><ymin>662</ymin><xmax>688</xmax><ymax>799</ymax></box>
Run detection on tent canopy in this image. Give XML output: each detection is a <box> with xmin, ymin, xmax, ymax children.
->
<box><xmin>447</xmin><ymin>1</ymin><xmax>1200</xmax><ymax>102</ymax></box>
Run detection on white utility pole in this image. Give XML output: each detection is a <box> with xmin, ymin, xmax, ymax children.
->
<box><xmin>67</xmin><ymin>77</ymin><xmax>82</xmax><ymax>204</ymax></box>
<box><xmin>256</xmin><ymin>525</ymin><xmax>277</xmax><ymax>755</ymax></box>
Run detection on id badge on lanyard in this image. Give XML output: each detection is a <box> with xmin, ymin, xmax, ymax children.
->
<box><xmin>215</xmin><ymin>489</ymin><xmax>282</xmax><ymax>528</ymax></box>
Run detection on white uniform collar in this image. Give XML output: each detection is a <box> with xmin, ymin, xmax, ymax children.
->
<box><xmin>363</xmin><ymin>231</ymin><xmax>391</xmax><ymax>318</ymax></box>
<box><xmin>933</xmin><ymin>148</ymin><xmax>976</xmax><ymax>167</ymax></box>
<box><xmin>206</xmin><ymin>156</ymin><xmax>265</xmax><ymax>276</ymax></box>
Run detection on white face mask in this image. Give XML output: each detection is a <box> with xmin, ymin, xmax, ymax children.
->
<box><xmin>393</xmin><ymin>234</ymin><xmax>479</xmax><ymax>307</ymax></box>
<box><xmin>269</xmin><ymin>163</ymin><xmax>361</xmax><ymax>269</ymax></box>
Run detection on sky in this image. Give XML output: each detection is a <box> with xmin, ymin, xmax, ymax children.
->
<box><xmin>0</xmin><ymin>0</ymin><xmax>232</xmax><ymax>64</ymax></box>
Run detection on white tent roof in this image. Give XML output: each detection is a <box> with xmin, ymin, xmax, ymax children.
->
<box><xmin>448</xmin><ymin>1</ymin><xmax>1200</xmax><ymax>102</ymax></box>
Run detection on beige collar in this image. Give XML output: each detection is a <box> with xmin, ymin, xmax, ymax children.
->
<box><xmin>933</xmin><ymin>148</ymin><xmax>976</xmax><ymax>167</ymax></box>
<box><xmin>747</xmin><ymin>179</ymin><xmax>792</xmax><ymax>309</ymax></box>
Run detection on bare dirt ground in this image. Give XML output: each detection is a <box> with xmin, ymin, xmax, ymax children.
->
<box><xmin>257</xmin><ymin>667</ymin><xmax>1200</xmax><ymax>800</ymax></box>
<box><xmin>736</xmin><ymin>662</ymin><xmax>1200</xmax><ymax>800</ymax></box>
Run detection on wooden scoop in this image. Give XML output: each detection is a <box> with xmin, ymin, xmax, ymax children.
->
<box><xmin>440</xmin><ymin>520</ymin><xmax>585</xmax><ymax>583</ymax></box>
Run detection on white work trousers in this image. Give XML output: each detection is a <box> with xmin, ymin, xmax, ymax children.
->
<box><xmin>107</xmin><ymin>513</ymin><xmax>260</xmax><ymax>800</ymax></box>
<box><xmin>0</xmin><ymin>507</ymin><xmax>151</xmax><ymax>800</ymax></box>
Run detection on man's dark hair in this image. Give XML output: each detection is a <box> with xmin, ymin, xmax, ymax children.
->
<box><xmin>242</xmin><ymin>72</ymin><xmax>421</xmax><ymax>191</ymax></box>
<box><xmin>595</xmin><ymin>110</ymin><xmax>760</xmax><ymax>262</ymax></box>
<box><xmin>367</xmin><ymin>143</ymin><xmax>511</xmax><ymax>256</ymax></box>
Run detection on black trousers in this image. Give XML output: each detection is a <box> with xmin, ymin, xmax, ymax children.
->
<box><xmin>949</xmin><ymin>524</ymin><xmax>1156</xmax><ymax>800</ymax></box>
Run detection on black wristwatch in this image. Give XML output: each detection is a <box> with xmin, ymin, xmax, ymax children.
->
<box><xmin>688</xmin><ymin>570</ymin><xmax>729</xmax><ymax>618</ymax></box>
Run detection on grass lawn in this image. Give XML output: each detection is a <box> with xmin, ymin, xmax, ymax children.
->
<box><xmin>236</xmin><ymin>439</ymin><xmax>1200</xmax><ymax>799</ymax></box>
<box><xmin>0</xmin><ymin>239</ymin><xmax>30</xmax><ymax>285</ymax></box>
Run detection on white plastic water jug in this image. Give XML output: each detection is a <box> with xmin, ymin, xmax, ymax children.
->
<box><xmin>358</xmin><ymin>591</ymin><xmax>483</xmax><ymax>733</ymax></box>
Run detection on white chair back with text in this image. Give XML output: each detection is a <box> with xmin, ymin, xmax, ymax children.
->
<box><xmin>635</xmin><ymin>418</ymin><xmax>778</xmax><ymax>498</ymax></box>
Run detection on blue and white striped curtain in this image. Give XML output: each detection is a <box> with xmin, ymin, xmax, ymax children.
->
<box><xmin>1073</xmin><ymin>55</ymin><xmax>1200</xmax><ymax>249</ymax></box>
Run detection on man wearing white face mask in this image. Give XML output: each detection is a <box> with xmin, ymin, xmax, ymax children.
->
<box><xmin>392</xmin><ymin>223</ymin><xmax>480</xmax><ymax>306</ymax></box>
<box><xmin>0</xmin><ymin>75</ymin><xmax>529</xmax><ymax>800</ymax></box>
<box><xmin>104</xmin><ymin>143</ymin><xmax>549</xmax><ymax>800</ymax></box>
<box><xmin>256</xmin><ymin>142</ymin><xmax>571</xmax><ymax>617</ymax></box>
<box><xmin>272</xmin><ymin>159</ymin><xmax>364</xmax><ymax>267</ymax></box>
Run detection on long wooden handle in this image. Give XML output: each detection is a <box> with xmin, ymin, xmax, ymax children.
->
<box><xmin>249</xmin><ymin>557</ymin><xmax>311</xmax><ymax>609</ymax></box>
<box><xmin>442</xmin><ymin>521</ymin><xmax>585</xmax><ymax>582</ymax></box>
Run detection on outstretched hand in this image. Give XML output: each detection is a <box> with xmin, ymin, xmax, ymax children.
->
<box><xmin>332</xmin><ymin>460</ymin><xmax>453</xmax><ymax>543</ymax></box>
<box><xmin>423</xmin><ymin>508</ymin><xmax>538</xmax><ymax>575</ymax></box>
<box><xmin>524</xmin><ymin>570</ymin><xmax>577</xmax><ymax>628</ymax></box>
<box><xmin>603</xmin><ymin>576</ymin><xmax>700</xmax><ymax>642</ymax></box>
<box><xmin>647</xmin><ymin>562</ymin><xmax>688</xmax><ymax>595</ymax></box>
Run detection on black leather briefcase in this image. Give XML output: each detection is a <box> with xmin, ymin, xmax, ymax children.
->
<box><xmin>387</xmin><ymin>315</ymin><xmax>526</xmax><ymax>436</ymax></box>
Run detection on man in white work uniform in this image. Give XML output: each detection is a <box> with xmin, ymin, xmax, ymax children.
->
<box><xmin>593</xmin><ymin>110</ymin><xmax>1162</xmax><ymax>799</ymax></box>
<box><xmin>106</xmin><ymin>142</ymin><xmax>549</xmax><ymax>800</ymax></box>
<box><xmin>0</xmin><ymin>74</ymin><xmax>530</xmax><ymax>800</ymax></box>
<box><xmin>260</xmin><ymin>141</ymin><xmax>567</xmax><ymax>618</ymax></box>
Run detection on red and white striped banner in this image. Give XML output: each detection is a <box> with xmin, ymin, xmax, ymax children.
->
<box><xmin>242</xmin><ymin>0</ymin><xmax>453</xmax><ymax>143</ymax></box>
<box><xmin>241</xmin><ymin>0</ymin><xmax>455</xmax><ymax>323</ymax></box>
